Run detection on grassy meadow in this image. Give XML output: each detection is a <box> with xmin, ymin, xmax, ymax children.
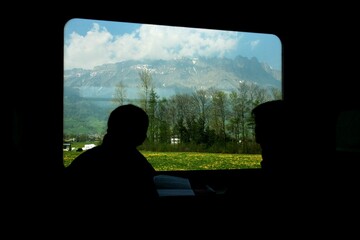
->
<box><xmin>63</xmin><ymin>142</ymin><xmax>262</xmax><ymax>170</ymax></box>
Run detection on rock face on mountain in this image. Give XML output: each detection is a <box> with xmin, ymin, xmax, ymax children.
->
<box><xmin>64</xmin><ymin>56</ymin><xmax>281</xmax><ymax>99</ymax></box>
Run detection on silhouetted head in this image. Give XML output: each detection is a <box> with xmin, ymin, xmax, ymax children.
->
<box><xmin>252</xmin><ymin>100</ymin><xmax>286</xmax><ymax>145</ymax></box>
<box><xmin>105</xmin><ymin>104</ymin><xmax>149</xmax><ymax>147</ymax></box>
<box><xmin>252</xmin><ymin>100</ymin><xmax>288</xmax><ymax>171</ymax></box>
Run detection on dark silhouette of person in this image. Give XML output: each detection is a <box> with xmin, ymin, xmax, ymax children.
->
<box><xmin>222</xmin><ymin>100</ymin><xmax>292</xmax><ymax>208</ymax></box>
<box><xmin>64</xmin><ymin>104</ymin><xmax>159</xmax><ymax>214</ymax></box>
<box><xmin>252</xmin><ymin>100</ymin><xmax>322</xmax><ymax>219</ymax></box>
<box><xmin>251</xmin><ymin>99</ymin><xmax>289</xmax><ymax>174</ymax></box>
<box><xmin>250</xmin><ymin>100</ymin><xmax>297</xmax><ymax>212</ymax></box>
<box><xmin>251</xmin><ymin>99</ymin><xmax>310</xmax><ymax>203</ymax></box>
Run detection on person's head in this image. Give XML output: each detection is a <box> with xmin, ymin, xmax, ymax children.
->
<box><xmin>252</xmin><ymin>100</ymin><xmax>288</xmax><ymax>170</ymax></box>
<box><xmin>252</xmin><ymin>100</ymin><xmax>286</xmax><ymax>145</ymax></box>
<box><xmin>105</xmin><ymin>104</ymin><xmax>149</xmax><ymax>147</ymax></box>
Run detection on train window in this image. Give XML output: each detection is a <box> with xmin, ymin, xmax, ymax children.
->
<box><xmin>63</xmin><ymin>18</ymin><xmax>282</xmax><ymax>171</ymax></box>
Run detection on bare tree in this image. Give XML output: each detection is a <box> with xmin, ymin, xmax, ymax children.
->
<box><xmin>209</xmin><ymin>88</ymin><xmax>228</xmax><ymax>145</ymax></box>
<box><xmin>270</xmin><ymin>86</ymin><xmax>282</xmax><ymax>100</ymax></box>
<box><xmin>236</xmin><ymin>81</ymin><xmax>251</xmax><ymax>152</ymax></box>
<box><xmin>170</xmin><ymin>93</ymin><xmax>195</xmax><ymax>143</ymax></box>
<box><xmin>112</xmin><ymin>81</ymin><xmax>127</xmax><ymax>106</ymax></box>
<box><xmin>228</xmin><ymin>91</ymin><xmax>242</xmax><ymax>143</ymax></box>
<box><xmin>148</xmin><ymin>88</ymin><xmax>159</xmax><ymax>143</ymax></box>
<box><xmin>138</xmin><ymin>68</ymin><xmax>153</xmax><ymax>112</ymax></box>
<box><xmin>192</xmin><ymin>89</ymin><xmax>210</xmax><ymax>124</ymax></box>
<box><xmin>248</xmin><ymin>83</ymin><xmax>270</xmax><ymax>109</ymax></box>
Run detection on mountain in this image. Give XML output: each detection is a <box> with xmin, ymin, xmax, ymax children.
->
<box><xmin>63</xmin><ymin>56</ymin><xmax>281</xmax><ymax>136</ymax></box>
<box><xmin>64</xmin><ymin>56</ymin><xmax>281</xmax><ymax>100</ymax></box>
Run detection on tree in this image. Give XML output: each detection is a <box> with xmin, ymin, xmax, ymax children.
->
<box><xmin>112</xmin><ymin>81</ymin><xmax>127</xmax><ymax>106</ymax></box>
<box><xmin>236</xmin><ymin>81</ymin><xmax>251</xmax><ymax>153</ymax></box>
<box><xmin>138</xmin><ymin>68</ymin><xmax>153</xmax><ymax>112</ymax></box>
<box><xmin>170</xmin><ymin>93</ymin><xmax>194</xmax><ymax>143</ymax></box>
<box><xmin>228</xmin><ymin>91</ymin><xmax>242</xmax><ymax>144</ymax></box>
<box><xmin>157</xmin><ymin>98</ymin><xmax>171</xmax><ymax>144</ymax></box>
<box><xmin>270</xmin><ymin>86</ymin><xmax>282</xmax><ymax>100</ymax></box>
<box><xmin>209</xmin><ymin>88</ymin><xmax>228</xmax><ymax>146</ymax></box>
<box><xmin>148</xmin><ymin>88</ymin><xmax>159</xmax><ymax>143</ymax></box>
<box><xmin>192</xmin><ymin>89</ymin><xmax>211</xmax><ymax>144</ymax></box>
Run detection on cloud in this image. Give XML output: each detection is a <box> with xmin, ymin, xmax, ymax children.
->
<box><xmin>64</xmin><ymin>23</ymin><xmax>239</xmax><ymax>70</ymax></box>
<box><xmin>249</xmin><ymin>39</ymin><xmax>260</xmax><ymax>50</ymax></box>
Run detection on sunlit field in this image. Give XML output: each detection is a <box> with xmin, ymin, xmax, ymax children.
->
<box><xmin>143</xmin><ymin>151</ymin><xmax>261</xmax><ymax>170</ymax></box>
<box><xmin>63</xmin><ymin>144</ymin><xmax>262</xmax><ymax>170</ymax></box>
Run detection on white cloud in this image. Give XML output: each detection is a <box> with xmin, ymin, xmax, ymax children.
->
<box><xmin>64</xmin><ymin>23</ymin><xmax>239</xmax><ymax>70</ymax></box>
<box><xmin>250</xmin><ymin>39</ymin><xmax>260</xmax><ymax>49</ymax></box>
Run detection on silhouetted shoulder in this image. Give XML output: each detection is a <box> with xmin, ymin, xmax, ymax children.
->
<box><xmin>63</xmin><ymin>104</ymin><xmax>158</xmax><ymax>212</ymax></box>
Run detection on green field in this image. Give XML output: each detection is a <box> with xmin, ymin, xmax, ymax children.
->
<box><xmin>63</xmin><ymin>143</ymin><xmax>262</xmax><ymax>170</ymax></box>
<box><xmin>144</xmin><ymin>151</ymin><xmax>262</xmax><ymax>170</ymax></box>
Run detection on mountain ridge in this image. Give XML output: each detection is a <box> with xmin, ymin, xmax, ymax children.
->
<box><xmin>64</xmin><ymin>55</ymin><xmax>281</xmax><ymax>99</ymax></box>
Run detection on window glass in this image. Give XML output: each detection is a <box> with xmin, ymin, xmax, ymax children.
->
<box><xmin>63</xmin><ymin>18</ymin><xmax>282</xmax><ymax>170</ymax></box>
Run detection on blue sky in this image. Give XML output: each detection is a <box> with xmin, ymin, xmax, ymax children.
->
<box><xmin>64</xmin><ymin>18</ymin><xmax>282</xmax><ymax>71</ymax></box>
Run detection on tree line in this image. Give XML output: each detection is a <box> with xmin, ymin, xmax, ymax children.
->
<box><xmin>111</xmin><ymin>69</ymin><xmax>281</xmax><ymax>154</ymax></box>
